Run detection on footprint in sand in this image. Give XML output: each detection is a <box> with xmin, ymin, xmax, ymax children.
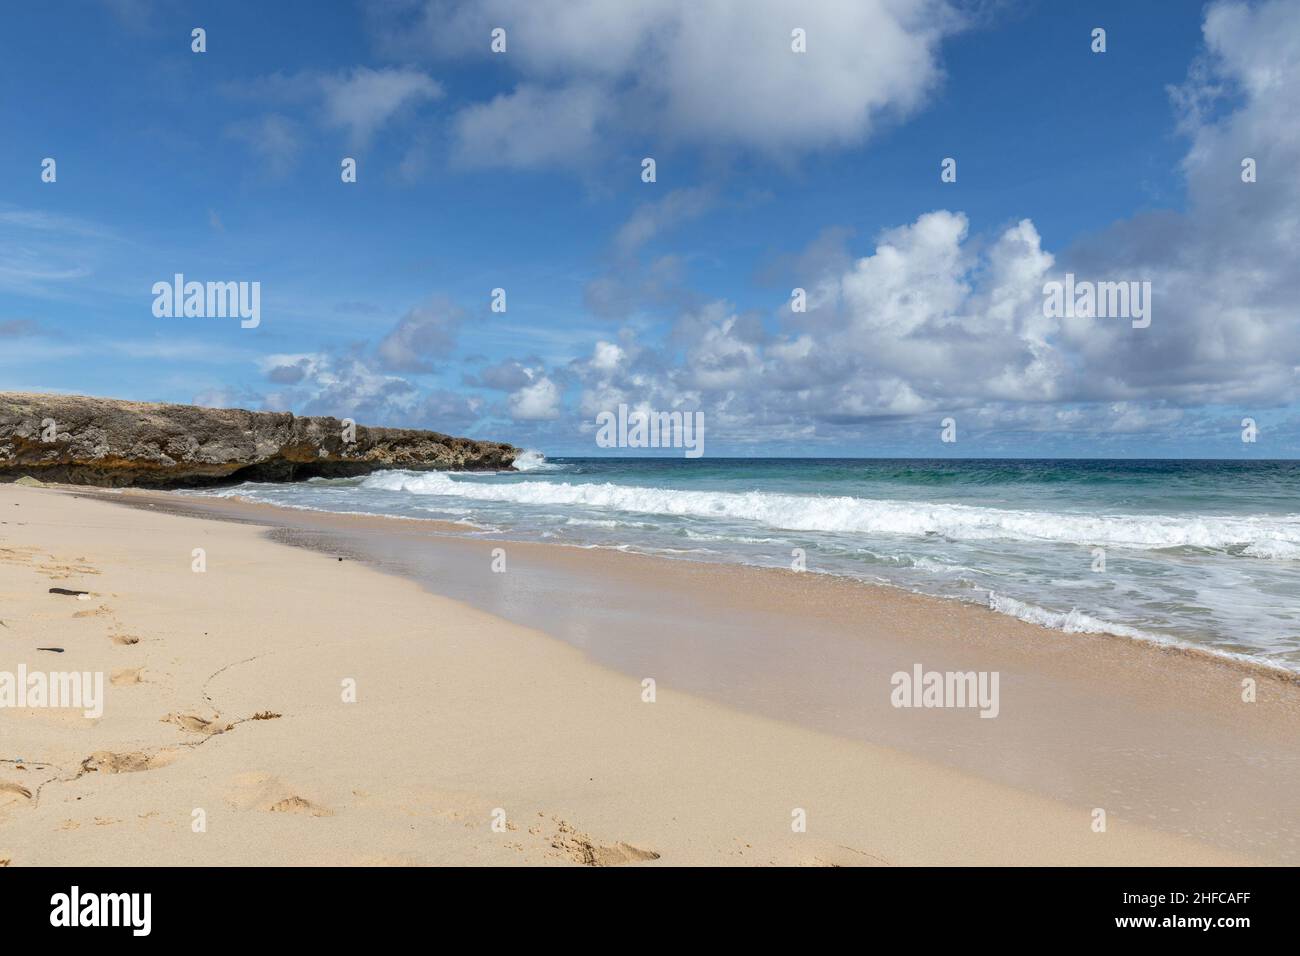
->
<box><xmin>0</xmin><ymin>546</ymin><xmax>40</xmax><ymax>566</ymax></box>
<box><xmin>550</xmin><ymin>820</ymin><xmax>660</xmax><ymax>866</ymax></box>
<box><xmin>226</xmin><ymin>772</ymin><xmax>333</xmax><ymax>818</ymax></box>
<box><xmin>163</xmin><ymin>713</ymin><xmax>229</xmax><ymax>736</ymax></box>
<box><xmin>81</xmin><ymin>750</ymin><xmax>177</xmax><ymax>775</ymax></box>
<box><xmin>0</xmin><ymin>782</ymin><xmax>33</xmax><ymax>809</ymax></box>
<box><xmin>110</xmin><ymin>633</ymin><xmax>140</xmax><ymax>645</ymax></box>
<box><xmin>110</xmin><ymin>668</ymin><xmax>143</xmax><ymax>686</ymax></box>
<box><xmin>40</xmin><ymin>561</ymin><xmax>100</xmax><ymax>579</ymax></box>
<box><xmin>268</xmin><ymin>796</ymin><xmax>333</xmax><ymax>818</ymax></box>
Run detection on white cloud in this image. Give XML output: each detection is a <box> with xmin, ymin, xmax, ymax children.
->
<box><xmin>686</xmin><ymin>308</ymin><xmax>764</xmax><ymax>391</ymax></box>
<box><xmin>466</xmin><ymin>357</ymin><xmax>538</xmax><ymax>390</ymax></box>
<box><xmin>376</xmin><ymin>0</ymin><xmax>964</xmax><ymax>166</ymax></box>
<box><xmin>545</xmin><ymin>0</ymin><xmax>1300</xmax><ymax>446</ymax></box>
<box><xmin>589</xmin><ymin>341</ymin><xmax>624</xmax><ymax>373</ymax></box>
<box><xmin>207</xmin><ymin>0</ymin><xmax>1300</xmax><ymax>451</ymax></box>
<box><xmin>319</xmin><ymin>66</ymin><xmax>443</xmax><ymax>146</ymax></box>
<box><xmin>451</xmin><ymin>83</ymin><xmax>606</xmax><ymax>169</ymax></box>
<box><xmin>375</xmin><ymin>297</ymin><xmax>465</xmax><ymax>373</ymax></box>
<box><xmin>508</xmin><ymin>373</ymin><xmax>562</xmax><ymax>420</ymax></box>
<box><xmin>243</xmin><ymin>348</ymin><xmax>486</xmax><ymax>433</ymax></box>
<box><xmin>1048</xmin><ymin>0</ymin><xmax>1300</xmax><ymax>405</ymax></box>
<box><xmin>614</xmin><ymin>187</ymin><xmax>715</xmax><ymax>254</ymax></box>
<box><xmin>226</xmin><ymin>67</ymin><xmax>442</xmax><ymax>164</ymax></box>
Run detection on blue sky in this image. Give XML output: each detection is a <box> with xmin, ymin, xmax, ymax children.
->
<box><xmin>2</xmin><ymin>0</ymin><xmax>1298</xmax><ymax>457</ymax></box>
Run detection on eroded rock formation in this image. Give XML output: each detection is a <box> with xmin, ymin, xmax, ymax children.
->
<box><xmin>0</xmin><ymin>392</ymin><xmax>518</xmax><ymax>487</ymax></box>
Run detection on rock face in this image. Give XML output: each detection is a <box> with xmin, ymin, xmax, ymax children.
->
<box><xmin>0</xmin><ymin>392</ymin><xmax>519</xmax><ymax>488</ymax></box>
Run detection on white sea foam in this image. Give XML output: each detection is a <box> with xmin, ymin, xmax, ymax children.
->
<box><xmin>988</xmin><ymin>592</ymin><xmax>1157</xmax><ymax>640</ymax></box>
<box><xmin>511</xmin><ymin>449</ymin><xmax>562</xmax><ymax>472</ymax></box>
<box><xmin>359</xmin><ymin>471</ymin><xmax>1300</xmax><ymax>558</ymax></box>
<box><xmin>1241</xmin><ymin>539</ymin><xmax>1300</xmax><ymax>560</ymax></box>
<box><xmin>986</xmin><ymin>592</ymin><xmax>1292</xmax><ymax>672</ymax></box>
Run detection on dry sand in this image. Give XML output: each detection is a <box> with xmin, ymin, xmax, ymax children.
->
<box><xmin>0</xmin><ymin>483</ymin><xmax>1288</xmax><ymax>865</ymax></box>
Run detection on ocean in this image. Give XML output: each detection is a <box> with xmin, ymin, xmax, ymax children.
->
<box><xmin>203</xmin><ymin>456</ymin><xmax>1300</xmax><ymax>671</ymax></box>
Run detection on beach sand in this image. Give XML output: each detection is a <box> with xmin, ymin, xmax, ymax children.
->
<box><xmin>0</xmin><ymin>483</ymin><xmax>1295</xmax><ymax>866</ymax></box>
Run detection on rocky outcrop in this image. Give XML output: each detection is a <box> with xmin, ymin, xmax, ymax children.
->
<box><xmin>0</xmin><ymin>392</ymin><xmax>519</xmax><ymax>488</ymax></box>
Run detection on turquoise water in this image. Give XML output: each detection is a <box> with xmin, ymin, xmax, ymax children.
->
<box><xmin>207</xmin><ymin>457</ymin><xmax>1300</xmax><ymax>669</ymax></box>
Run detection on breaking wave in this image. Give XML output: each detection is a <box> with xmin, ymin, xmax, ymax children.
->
<box><xmin>360</xmin><ymin>470</ymin><xmax>1300</xmax><ymax>558</ymax></box>
<box><xmin>510</xmin><ymin>449</ymin><xmax>564</xmax><ymax>472</ymax></box>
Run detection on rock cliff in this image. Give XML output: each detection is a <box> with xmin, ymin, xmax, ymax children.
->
<box><xmin>0</xmin><ymin>392</ymin><xmax>518</xmax><ymax>487</ymax></box>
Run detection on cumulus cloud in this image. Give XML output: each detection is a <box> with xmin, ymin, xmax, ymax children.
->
<box><xmin>462</xmin><ymin>356</ymin><xmax>568</xmax><ymax>423</ymax></box>
<box><xmin>1051</xmin><ymin>0</ymin><xmax>1300</xmax><ymax>406</ymax></box>
<box><xmin>373</xmin><ymin>0</ymin><xmax>964</xmax><ymax>166</ymax></box>
<box><xmin>589</xmin><ymin>341</ymin><xmax>624</xmax><ymax>374</ymax></box>
<box><xmin>563</xmin><ymin>210</ymin><xmax>1064</xmax><ymax>434</ymax></box>
<box><xmin>464</xmin><ymin>357</ymin><xmax>539</xmax><ymax>391</ymax></box>
<box><xmin>210</xmin><ymin>0</ymin><xmax>1300</xmax><ymax>452</ymax></box>
<box><xmin>508</xmin><ymin>371</ymin><xmax>562</xmax><ymax>420</ymax></box>
<box><xmin>219</xmin><ymin>296</ymin><xmax>493</xmax><ymax>432</ymax></box>
<box><xmin>247</xmin><ymin>348</ymin><xmax>484</xmax><ymax>432</ymax></box>
<box><xmin>528</xmin><ymin>0</ymin><xmax>1300</xmax><ymax>449</ymax></box>
<box><xmin>375</xmin><ymin>297</ymin><xmax>465</xmax><ymax>373</ymax></box>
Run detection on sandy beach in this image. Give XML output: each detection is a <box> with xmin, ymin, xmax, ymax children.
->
<box><xmin>1</xmin><ymin>482</ymin><xmax>1295</xmax><ymax>866</ymax></box>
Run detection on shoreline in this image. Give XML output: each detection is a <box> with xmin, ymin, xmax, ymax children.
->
<box><xmin>132</xmin><ymin>485</ymin><xmax>1300</xmax><ymax>681</ymax></box>
<box><xmin>2</xmin><ymin>483</ymin><xmax>1296</xmax><ymax>865</ymax></box>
